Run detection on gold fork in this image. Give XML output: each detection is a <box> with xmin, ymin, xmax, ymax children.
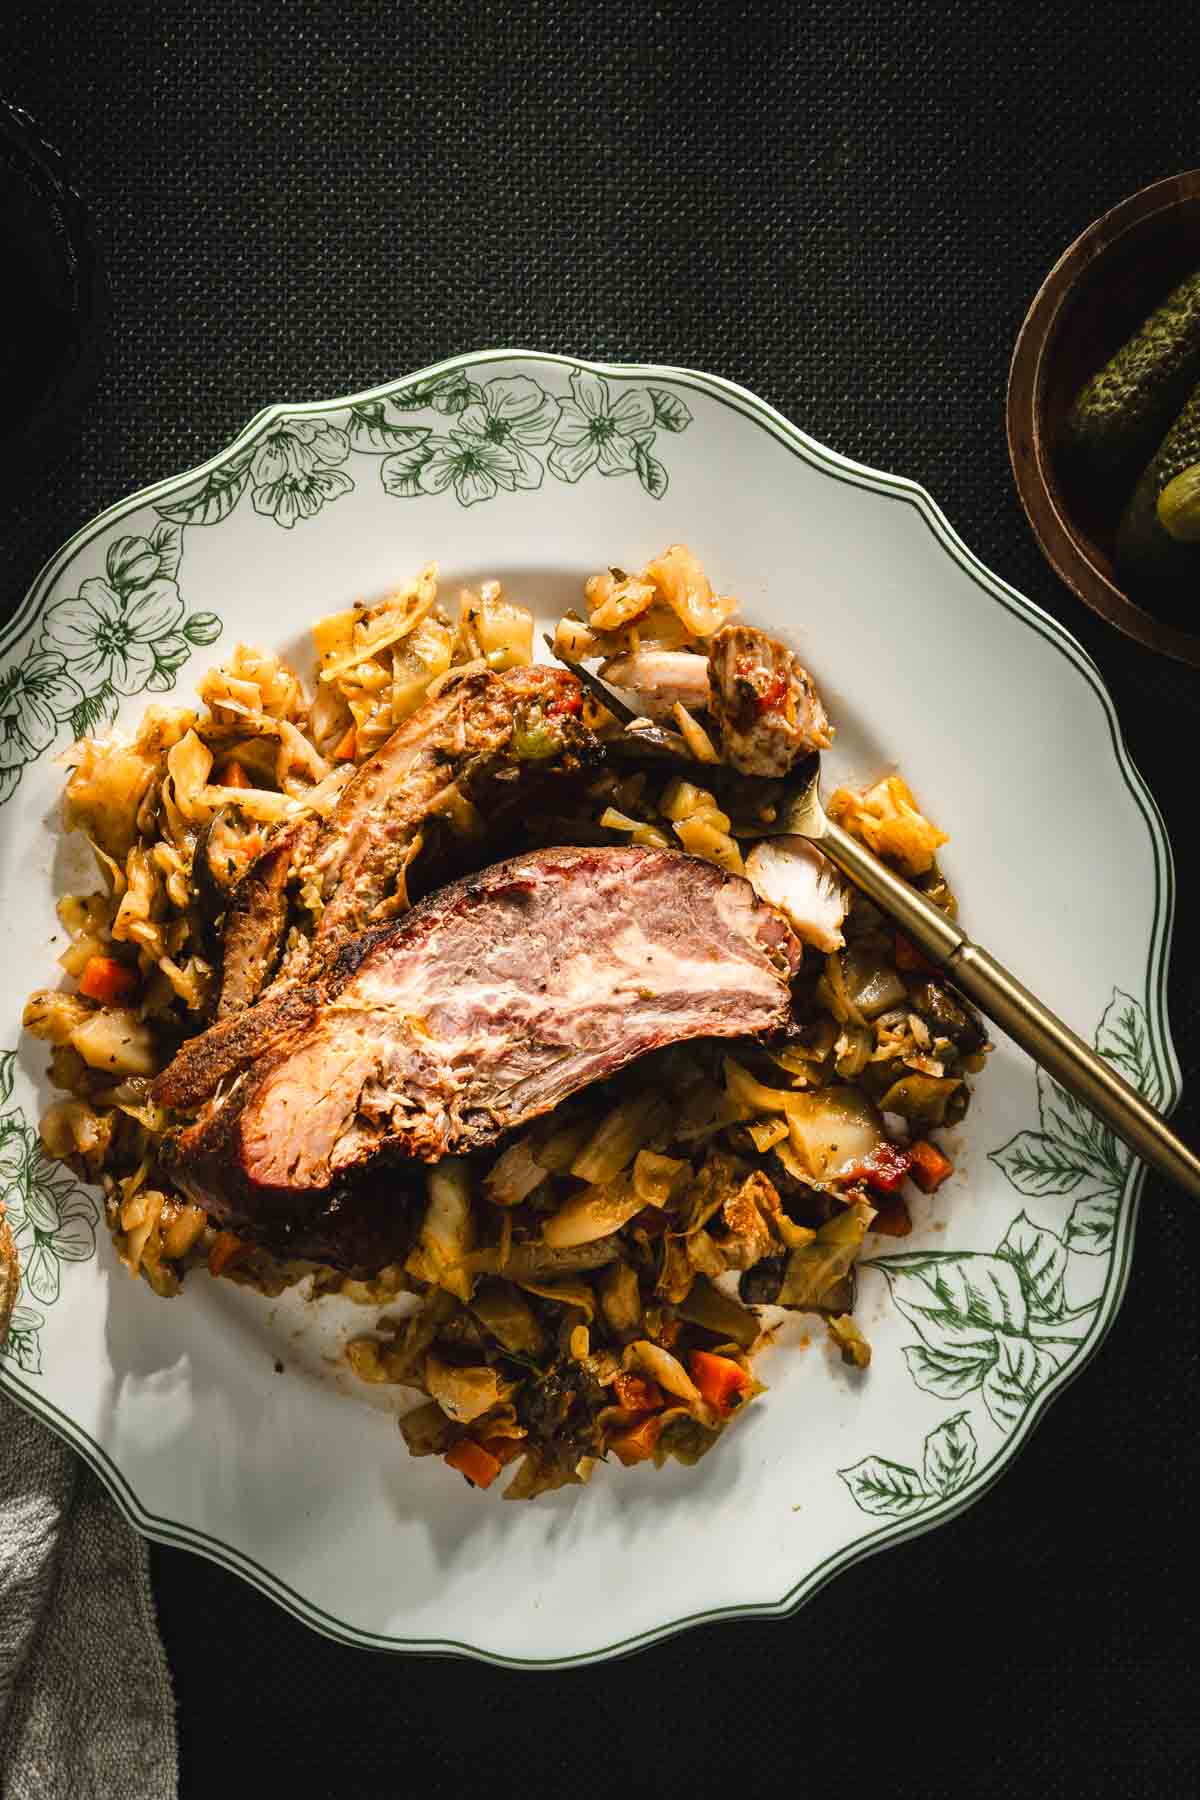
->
<box><xmin>560</xmin><ymin>643</ymin><xmax>1199</xmax><ymax>1199</ymax></box>
<box><xmin>775</xmin><ymin>754</ymin><xmax>1200</xmax><ymax>1199</ymax></box>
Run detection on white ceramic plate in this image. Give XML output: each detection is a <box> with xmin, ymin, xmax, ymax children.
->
<box><xmin>0</xmin><ymin>352</ymin><xmax>1178</xmax><ymax>1665</ymax></box>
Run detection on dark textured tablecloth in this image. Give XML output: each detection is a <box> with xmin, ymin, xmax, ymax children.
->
<box><xmin>3</xmin><ymin>3</ymin><xmax>1197</xmax><ymax>1793</ymax></box>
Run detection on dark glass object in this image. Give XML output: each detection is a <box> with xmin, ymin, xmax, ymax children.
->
<box><xmin>0</xmin><ymin>100</ymin><xmax>105</xmax><ymax>478</ymax></box>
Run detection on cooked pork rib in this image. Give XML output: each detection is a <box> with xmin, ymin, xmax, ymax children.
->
<box><xmin>198</xmin><ymin>662</ymin><xmax>592</xmax><ymax>1052</ymax></box>
<box><xmin>161</xmin><ymin>846</ymin><xmax>801</xmax><ymax>1231</ymax></box>
<box><xmin>707</xmin><ymin>624</ymin><xmax>833</xmax><ymax>776</ymax></box>
<box><xmin>312</xmin><ymin>662</ymin><xmax>586</xmax><ymax>945</ymax></box>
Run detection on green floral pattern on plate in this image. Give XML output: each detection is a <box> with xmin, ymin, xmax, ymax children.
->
<box><xmin>0</xmin><ymin>1052</ymin><xmax>100</xmax><ymax>1377</ymax></box>
<box><xmin>1</xmin><ymin>522</ymin><xmax>220</xmax><ymax>805</ymax></box>
<box><xmin>0</xmin><ymin>365</ymin><xmax>692</xmax><ymax>811</ymax></box>
<box><xmin>839</xmin><ymin>990</ymin><xmax>1153</xmax><ymax>1518</ymax></box>
<box><xmin>153</xmin><ymin>367</ymin><xmax>692</xmax><ymax>522</ymax></box>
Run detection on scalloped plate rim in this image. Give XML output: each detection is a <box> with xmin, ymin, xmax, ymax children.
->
<box><xmin>0</xmin><ymin>348</ymin><xmax>1180</xmax><ymax>1667</ymax></box>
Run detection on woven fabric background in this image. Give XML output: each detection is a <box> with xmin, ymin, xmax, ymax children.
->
<box><xmin>2</xmin><ymin>2</ymin><xmax>1197</xmax><ymax>1794</ymax></box>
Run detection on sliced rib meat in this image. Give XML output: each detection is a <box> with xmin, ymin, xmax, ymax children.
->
<box><xmin>168</xmin><ymin>663</ymin><xmax>593</xmax><ymax>1105</ymax></box>
<box><xmin>311</xmin><ymin>662</ymin><xmax>587</xmax><ymax>946</ymax></box>
<box><xmin>708</xmin><ymin>624</ymin><xmax>833</xmax><ymax>776</ymax></box>
<box><xmin>216</xmin><ymin>814</ymin><xmax>319</xmax><ymax>1019</ymax></box>
<box><xmin>162</xmin><ymin>846</ymin><xmax>801</xmax><ymax>1224</ymax></box>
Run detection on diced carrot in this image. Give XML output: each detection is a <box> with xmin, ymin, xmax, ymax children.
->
<box><xmin>207</xmin><ymin>1230</ymin><xmax>252</xmax><ymax>1277</ymax></box>
<box><xmin>477</xmin><ymin>1434</ymin><xmax>527</xmax><ymax>1468</ymax></box>
<box><xmin>689</xmin><ymin>1350</ymin><xmax>752</xmax><ymax>1418</ymax></box>
<box><xmin>608</xmin><ymin>1414</ymin><xmax>665</xmax><ymax>1467</ymax></box>
<box><xmin>216</xmin><ymin>758</ymin><xmax>252</xmax><ymax>789</ymax></box>
<box><xmin>894</xmin><ymin>932</ymin><xmax>936</xmax><ymax>975</ymax></box>
<box><xmin>444</xmin><ymin>1439</ymin><xmax>503</xmax><ymax>1489</ymax></box>
<box><xmin>612</xmin><ymin>1373</ymin><xmax>665</xmax><ymax>1414</ymax></box>
<box><xmin>869</xmin><ymin>1196</ymin><xmax>913</xmax><ymax>1236</ymax></box>
<box><xmin>332</xmin><ymin>724</ymin><xmax>358</xmax><ymax>762</ymax></box>
<box><xmin>909</xmin><ymin>1138</ymin><xmax>954</xmax><ymax>1194</ymax></box>
<box><xmin>78</xmin><ymin>955</ymin><xmax>138</xmax><ymax>1005</ymax></box>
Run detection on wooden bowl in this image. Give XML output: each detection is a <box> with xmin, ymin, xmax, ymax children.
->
<box><xmin>1007</xmin><ymin>170</ymin><xmax>1200</xmax><ymax>666</ymax></box>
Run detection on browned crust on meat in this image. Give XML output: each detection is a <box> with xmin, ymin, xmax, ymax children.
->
<box><xmin>216</xmin><ymin>814</ymin><xmax>319</xmax><ymax>1020</ymax></box>
<box><xmin>151</xmin><ymin>983</ymin><xmax>321</xmax><ymax>1110</ymax></box>
<box><xmin>313</xmin><ymin>663</ymin><xmax>588</xmax><ymax>945</ymax></box>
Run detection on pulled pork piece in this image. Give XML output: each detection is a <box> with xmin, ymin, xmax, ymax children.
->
<box><xmin>598</xmin><ymin>649</ymin><xmax>711</xmax><ymax>718</ymax></box>
<box><xmin>707</xmin><ymin>624</ymin><xmax>834</xmax><ymax>776</ymax></box>
<box><xmin>744</xmin><ymin>835</ymin><xmax>847</xmax><ymax>953</ymax></box>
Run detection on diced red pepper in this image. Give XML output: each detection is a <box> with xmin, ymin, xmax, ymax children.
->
<box><xmin>908</xmin><ymin>1138</ymin><xmax>954</xmax><ymax>1194</ymax></box>
<box><xmin>612</xmin><ymin>1373</ymin><xmax>665</xmax><ymax>1414</ymax></box>
<box><xmin>544</xmin><ymin>689</ymin><xmax>582</xmax><ymax>718</ymax></box>
<box><xmin>332</xmin><ymin>725</ymin><xmax>358</xmax><ymax>762</ymax></box>
<box><xmin>444</xmin><ymin>1439</ymin><xmax>503</xmax><ymax>1489</ymax></box>
<box><xmin>216</xmin><ymin>758</ymin><xmax>252</xmax><ymax>789</ymax></box>
<box><xmin>689</xmin><ymin>1350</ymin><xmax>752</xmax><ymax>1418</ymax></box>
<box><xmin>78</xmin><ymin>955</ymin><xmax>138</xmax><ymax>1005</ymax></box>
<box><xmin>840</xmin><ymin>1141</ymin><xmax>912</xmax><ymax>1194</ymax></box>
<box><xmin>754</xmin><ymin>668</ymin><xmax>790</xmax><ymax>715</ymax></box>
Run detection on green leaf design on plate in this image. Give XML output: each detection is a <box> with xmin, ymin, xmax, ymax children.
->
<box><xmin>145</xmin><ymin>520</ymin><xmax>184</xmax><ymax>583</ymax></box>
<box><xmin>69</xmin><ymin>687</ymin><xmax>118</xmax><ymax>739</ymax></box>
<box><xmin>647</xmin><ymin>387</ymin><xmax>693</xmax><ymax>433</ymax></box>
<box><xmin>837</xmin><ymin>1454</ymin><xmax>929</xmax><ymax>1518</ymax></box>
<box><xmin>0</xmin><ymin>1099</ymin><xmax>99</xmax><ymax>1364</ymax></box>
<box><xmin>0</xmin><ymin>1305</ymin><xmax>44</xmax><ymax>1376</ymax></box>
<box><xmin>23</xmin><ymin>1241</ymin><xmax>62</xmax><ymax>1305</ymax></box>
<box><xmin>1095</xmin><ymin>989</ymin><xmax>1162</xmax><ymax>1108</ymax></box>
<box><xmin>981</xmin><ymin>1332</ymin><xmax>1060</xmax><ymax>1431</ymax></box>
<box><xmin>380</xmin><ymin>440</ymin><xmax>438</xmax><ymax>498</ymax></box>
<box><xmin>155</xmin><ymin>447</ymin><xmax>255</xmax><ymax>527</ymax></box>
<box><xmin>388</xmin><ymin>371</ymin><xmax>482</xmax><ymax>414</ymax></box>
<box><xmin>990</xmin><ymin>989</ymin><xmax>1154</xmax><ymax>1257</ymax></box>
<box><xmin>902</xmin><ymin>1342</ymin><xmax>991</xmax><ymax>1399</ymax></box>
<box><xmin>634</xmin><ymin>441</ymin><xmax>669</xmax><ymax>499</ymax></box>
<box><xmin>997</xmin><ymin>1211</ymin><xmax>1068</xmax><ymax>1318</ymax></box>
<box><xmin>853</xmin><ymin>996</ymin><xmax>1150</xmax><ymax>1505</ymax></box>
<box><xmin>840</xmin><ymin>1415</ymin><xmax>980</xmax><ymax>1518</ymax></box>
<box><xmin>873</xmin><ymin>1251</ymin><xmax>1028</xmax><ymax>1355</ymax></box>
<box><xmin>988</xmin><ymin>1127</ymin><xmax>1087</xmax><ymax>1198</ymax></box>
<box><xmin>1037</xmin><ymin>1069</ymin><xmax>1122</xmax><ymax>1185</ymax></box>
<box><xmin>345</xmin><ymin>401</ymin><xmax>434</xmax><ymax>455</ymax></box>
<box><xmin>0</xmin><ymin>1051</ymin><xmax>15</xmax><ymax>1108</ymax></box>
<box><xmin>922</xmin><ymin>1412</ymin><xmax>978</xmax><ymax>1498</ymax></box>
<box><xmin>1063</xmin><ymin>1190</ymin><xmax>1123</xmax><ymax>1255</ymax></box>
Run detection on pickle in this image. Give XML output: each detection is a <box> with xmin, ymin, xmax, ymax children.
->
<box><xmin>1063</xmin><ymin>269</ymin><xmax>1200</xmax><ymax>478</ymax></box>
<box><xmin>1116</xmin><ymin>378</ymin><xmax>1200</xmax><ymax>596</ymax></box>
<box><xmin>1158</xmin><ymin>465</ymin><xmax>1200</xmax><ymax>543</ymax></box>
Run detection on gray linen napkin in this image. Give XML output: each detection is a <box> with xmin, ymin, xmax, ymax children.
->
<box><xmin>0</xmin><ymin>1392</ymin><xmax>177</xmax><ymax>1799</ymax></box>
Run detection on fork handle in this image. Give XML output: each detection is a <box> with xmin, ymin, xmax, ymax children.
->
<box><xmin>817</xmin><ymin>817</ymin><xmax>1200</xmax><ymax>1200</ymax></box>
